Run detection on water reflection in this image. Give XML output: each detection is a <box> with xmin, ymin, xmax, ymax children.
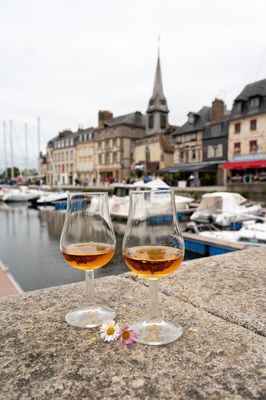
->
<box><xmin>0</xmin><ymin>204</ymin><xmax>200</xmax><ymax>291</ymax></box>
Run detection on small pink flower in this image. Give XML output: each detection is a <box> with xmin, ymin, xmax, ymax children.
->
<box><xmin>119</xmin><ymin>325</ymin><xmax>137</xmax><ymax>345</ymax></box>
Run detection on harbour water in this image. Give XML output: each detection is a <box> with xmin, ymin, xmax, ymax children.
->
<box><xmin>0</xmin><ymin>204</ymin><xmax>201</xmax><ymax>292</ymax></box>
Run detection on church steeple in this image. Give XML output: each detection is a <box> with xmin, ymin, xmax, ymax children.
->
<box><xmin>146</xmin><ymin>53</ymin><xmax>169</xmax><ymax>133</ymax></box>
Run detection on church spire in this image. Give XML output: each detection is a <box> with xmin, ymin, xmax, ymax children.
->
<box><xmin>147</xmin><ymin>53</ymin><xmax>169</xmax><ymax>114</ymax></box>
<box><xmin>146</xmin><ymin>51</ymin><xmax>169</xmax><ymax>133</ymax></box>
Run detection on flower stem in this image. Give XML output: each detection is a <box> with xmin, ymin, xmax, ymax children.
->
<box><xmin>85</xmin><ymin>270</ymin><xmax>95</xmax><ymax>305</ymax></box>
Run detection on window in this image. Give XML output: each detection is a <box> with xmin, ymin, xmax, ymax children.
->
<box><xmin>207</xmin><ymin>145</ymin><xmax>214</xmax><ymax>158</ymax></box>
<box><xmin>188</xmin><ymin>113</ymin><xmax>194</xmax><ymax>125</ymax></box>
<box><xmin>209</xmin><ymin>143</ymin><xmax>223</xmax><ymax>158</ymax></box>
<box><xmin>250</xmin><ymin>119</ymin><xmax>257</xmax><ymax>131</ymax></box>
<box><xmin>98</xmin><ymin>154</ymin><xmax>102</xmax><ymax>164</ymax></box>
<box><xmin>235</xmin><ymin>101</ymin><xmax>242</xmax><ymax>113</ymax></box>
<box><xmin>190</xmin><ymin>133</ymin><xmax>197</xmax><ymax>141</ymax></box>
<box><xmin>160</xmin><ymin>99</ymin><xmax>166</xmax><ymax>105</ymax></box>
<box><xmin>191</xmin><ymin>149</ymin><xmax>196</xmax><ymax>160</ymax></box>
<box><xmin>148</xmin><ymin>115</ymin><xmax>154</xmax><ymax>129</ymax></box>
<box><xmin>176</xmin><ymin>136</ymin><xmax>182</xmax><ymax>144</ymax></box>
<box><xmin>234</xmin><ymin>122</ymin><xmax>241</xmax><ymax>133</ymax></box>
<box><xmin>249</xmin><ymin>97</ymin><xmax>260</xmax><ymax>109</ymax></box>
<box><xmin>180</xmin><ymin>151</ymin><xmax>184</xmax><ymax>162</ymax></box>
<box><xmin>113</xmin><ymin>152</ymin><xmax>117</xmax><ymax>163</ymax></box>
<box><xmin>211</xmin><ymin>125</ymin><xmax>221</xmax><ymax>137</ymax></box>
<box><xmin>216</xmin><ymin>144</ymin><xmax>223</xmax><ymax>157</ymax></box>
<box><xmin>233</xmin><ymin>142</ymin><xmax>241</xmax><ymax>154</ymax></box>
<box><xmin>160</xmin><ymin>114</ymin><xmax>167</xmax><ymax>129</ymax></box>
<box><xmin>249</xmin><ymin>140</ymin><xmax>258</xmax><ymax>153</ymax></box>
<box><xmin>105</xmin><ymin>153</ymin><xmax>110</xmax><ymax>165</ymax></box>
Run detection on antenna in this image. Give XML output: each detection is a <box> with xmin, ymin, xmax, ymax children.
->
<box><xmin>3</xmin><ymin>121</ymin><xmax>7</xmax><ymax>179</ymax></box>
<box><xmin>9</xmin><ymin>120</ymin><xmax>14</xmax><ymax>180</ymax></box>
<box><xmin>25</xmin><ymin>123</ymin><xmax>28</xmax><ymax>177</ymax></box>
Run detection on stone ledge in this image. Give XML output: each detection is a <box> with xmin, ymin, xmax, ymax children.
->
<box><xmin>0</xmin><ymin>270</ymin><xmax>266</xmax><ymax>399</ymax></box>
<box><xmin>123</xmin><ymin>247</ymin><xmax>266</xmax><ymax>337</ymax></box>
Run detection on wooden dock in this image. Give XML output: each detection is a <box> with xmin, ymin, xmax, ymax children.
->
<box><xmin>0</xmin><ymin>262</ymin><xmax>23</xmax><ymax>297</ymax></box>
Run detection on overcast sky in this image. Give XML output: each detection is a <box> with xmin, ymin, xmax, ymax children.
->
<box><xmin>1</xmin><ymin>0</ymin><xmax>266</xmax><ymax>169</ymax></box>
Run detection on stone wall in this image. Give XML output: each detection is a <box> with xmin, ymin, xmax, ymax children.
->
<box><xmin>0</xmin><ymin>247</ymin><xmax>265</xmax><ymax>399</ymax></box>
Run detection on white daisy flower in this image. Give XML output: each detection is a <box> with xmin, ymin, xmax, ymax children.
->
<box><xmin>100</xmin><ymin>320</ymin><xmax>120</xmax><ymax>342</ymax></box>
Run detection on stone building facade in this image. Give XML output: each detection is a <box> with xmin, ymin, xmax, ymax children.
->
<box><xmin>223</xmin><ymin>79</ymin><xmax>266</xmax><ymax>182</ymax></box>
<box><xmin>46</xmin><ymin>130</ymin><xmax>76</xmax><ymax>186</ymax></box>
<box><xmin>75</xmin><ymin>128</ymin><xmax>95</xmax><ymax>185</ymax></box>
<box><xmin>94</xmin><ymin>111</ymin><xmax>145</xmax><ymax>182</ymax></box>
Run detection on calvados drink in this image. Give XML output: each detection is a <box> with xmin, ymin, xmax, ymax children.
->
<box><xmin>62</xmin><ymin>242</ymin><xmax>115</xmax><ymax>271</ymax></box>
<box><xmin>123</xmin><ymin>245</ymin><xmax>183</xmax><ymax>278</ymax></box>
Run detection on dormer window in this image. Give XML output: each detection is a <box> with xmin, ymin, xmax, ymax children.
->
<box><xmin>160</xmin><ymin>99</ymin><xmax>166</xmax><ymax>105</ymax></box>
<box><xmin>188</xmin><ymin>113</ymin><xmax>195</xmax><ymax>125</ymax></box>
<box><xmin>249</xmin><ymin>96</ymin><xmax>260</xmax><ymax>109</ymax></box>
<box><xmin>149</xmin><ymin>100</ymin><xmax>155</xmax><ymax>106</ymax></box>
<box><xmin>235</xmin><ymin>101</ymin><xmax>242</xmax><ymax>113</ymax></box>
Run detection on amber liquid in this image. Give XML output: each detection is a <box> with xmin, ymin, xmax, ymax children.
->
<box><xmin>123</xmin><ymin>245</ymin><xmax>183</xmax><ymax>278</ymax></box>
<box><xmin>62</xmin><ymin>242</ymin><xmax>115</xmax><ymax>271</ymax></box>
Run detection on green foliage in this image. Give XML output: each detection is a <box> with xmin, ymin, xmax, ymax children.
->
<box><xmin>0</xmin><ymin>167</ymin><xmax>20</xmax><ymax>179</ymax></box>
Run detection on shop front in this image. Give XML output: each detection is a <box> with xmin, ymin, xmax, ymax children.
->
<box><xmin>222</xmin><ymin>157</ymin><xmax>266</xmax><ymax>184</ymax></box>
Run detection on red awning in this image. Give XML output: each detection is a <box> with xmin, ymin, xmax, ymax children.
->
<box><xmin>222</xmin><ymin>160</ymin><xmax>266</xmax><ymax>169</ymax></box>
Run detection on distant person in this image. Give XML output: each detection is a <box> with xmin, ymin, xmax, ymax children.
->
<box><xmin>188</xmin><ymin>174</ymin><xmax>195</xmax><ymax>187</ymax></box>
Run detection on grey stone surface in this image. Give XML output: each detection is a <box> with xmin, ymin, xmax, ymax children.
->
<box><xmin>125</xmin><ymin>247</ymin><xmax>266</xmax><ymax>337</ymax></box>
<box><xmin>0</xmin><ymin>272</ymin><xmax>266</xmax><ymax>399</ymax></box>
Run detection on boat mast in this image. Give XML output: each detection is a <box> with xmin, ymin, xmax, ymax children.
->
<box><xmin>9</xmin><ymin>120</ymin><xmax>14</xmax><ymax>180</ymax></box>
<box><xmin>25</xmin><ymin>123</ymin><xmax>28</xmax><ymax>178</ymax></box>
<box><xmin>37</xmin><ymin>117</ymin><xmax>40</xmax><ymax>175</ymax></box>
<box><xmin>3</xmin><ymin>121</ymin><xmax>7</xmax><ymax>179</ymax></box>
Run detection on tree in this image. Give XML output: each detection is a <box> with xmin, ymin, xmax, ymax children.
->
<box><xmin>0</xmin><ymin>167</ymin><xmax>20</xmax><ymax>179</ymax></box>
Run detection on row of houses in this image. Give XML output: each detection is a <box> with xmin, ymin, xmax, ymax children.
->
<box><xmin>41</xmin><ymin>56</ymin><xmax>266</xmax><ymax>186</ymax></box>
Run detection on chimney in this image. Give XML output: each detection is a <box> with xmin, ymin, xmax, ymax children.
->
<box><xmin>98</xmin><ymin>110</ymin><xmax>113</xmax><ymax>128</ymax></box>
<box><xmin>211</xmin><ymin>98</ymin><xmax>225</xmax><ymax>121</ymax></box>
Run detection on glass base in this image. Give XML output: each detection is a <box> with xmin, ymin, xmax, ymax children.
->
<box><xmin>132</xmin><ymin>318</ymin><xmax>183</xmax><ymax>345</ymax></box>
<box><xmin>65</xmin><ymin>305</ymin><xmax>116</xmax><ymax>328</ymax></box>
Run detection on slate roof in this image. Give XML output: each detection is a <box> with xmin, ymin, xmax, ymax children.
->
<box><xmin>173</xmin><ymin>106</ymin><xmax>211</xmax><ymax>136</ymax></box>
<box><xmin>235</xmin><ymin>79</ymin><xmax>266</xmax><ymax>101</ymax></box>
<box><xmin>232</xmin><ymin>79</ymin><xmax>266</xmax><ymax>118</ymax></box>
<box><xmin>104</xmin><ymin>112</ymin><xmax>146</xmax><ymax>128</ymax></box>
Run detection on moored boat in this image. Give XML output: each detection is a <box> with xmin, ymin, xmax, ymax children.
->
<box><xmin>109</xmin><ymin>178</ymin><xmax>193</xmax><ymax>220</ymax></box>
<box><xmin>190</xmin><ymin>192</ymin><xmax>262</xmax><ymax>227</ymax></box>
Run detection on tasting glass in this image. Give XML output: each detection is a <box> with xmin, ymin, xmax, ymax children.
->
<box><xmin>122</xmin><ymin>190</ymin><xmax>184</xmax><ymax>345</ymax></box>
<box><xmin>60</xmin><ymin>192</ymin><xmax>116</xmax><ymax>328</ymax></box>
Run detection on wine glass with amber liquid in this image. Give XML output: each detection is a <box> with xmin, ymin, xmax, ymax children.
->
<box><xmin>122</xmin><ymin>190</ymin><xmax>184</xmax><ymax>345</ymax></box>
<box><xmin>60</xmin><ymin>192</ymin><xmax>116</xmax><ymax>328</ymax></box>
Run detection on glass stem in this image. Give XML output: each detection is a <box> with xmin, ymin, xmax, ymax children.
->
<box><xmin>85</xmin><ymin>270</ymin><xmax>95</xmax><ymax>305</ymax></box>
<box><xmin>146</xmin><ymin>280</ymin><xmax>160</xmax><ymax>321</ymax></box>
